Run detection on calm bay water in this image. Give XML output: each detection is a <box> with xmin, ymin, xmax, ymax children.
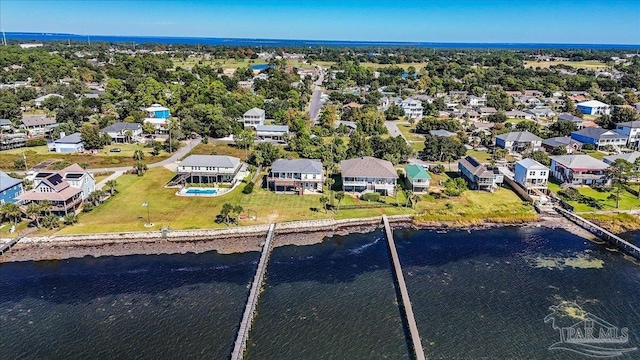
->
<box><xmin>1</xmin><ymin>227</ymin><xmax>639</xmax><ymax>359</ymax></box>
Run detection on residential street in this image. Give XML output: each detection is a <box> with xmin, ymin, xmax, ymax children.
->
<box><xmin>308</xmin><ymin>71</ymin><xmax>325</xmax><ymax>123</ymax></box>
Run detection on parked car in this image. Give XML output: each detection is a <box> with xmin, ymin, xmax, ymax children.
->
<box><xmin>110</xmin><ymin>147</ymin><xmax>121</xmax><ymax>152</ymax></box>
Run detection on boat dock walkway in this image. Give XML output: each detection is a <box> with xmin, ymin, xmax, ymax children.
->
<box><xmin>382</xmin><ymin>215</ymin><xmax>426</xmax><ymax>360</ymax></box>
<box><xmin>0</xmin><ymin>228</ymin><xmax>35</xmax><ymax>256</ymax></box>
<box><xmin>230</xmin><ymin>223</ymin><xmax>276</xmax><ymax>360</ymax></box>
<box><xmin>555</xmin><ymin>207</ymin><xmax>640</xmax><ymax>260</ymax></box>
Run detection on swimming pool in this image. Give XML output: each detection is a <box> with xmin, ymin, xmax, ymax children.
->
<box><xmin>185</xmin><ymin>188</ymin><xmax>218</xmax><ymax>195</ymax></box>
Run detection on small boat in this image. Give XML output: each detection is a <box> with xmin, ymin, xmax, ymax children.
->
<box><xmin>436</xmin><ymin>230</ymin><xmax>448</xmax><ymax>234</ymax></box>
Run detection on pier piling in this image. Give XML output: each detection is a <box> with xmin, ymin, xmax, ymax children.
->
<box><xmin>230</xmin><ymin>223</ymin><xmax>276</xmax><ymax>360</ymax></box>
<box><xmin>382</xmin><ymin>215</ymin><xmax>426</xmax><ymax>360</ymax></box>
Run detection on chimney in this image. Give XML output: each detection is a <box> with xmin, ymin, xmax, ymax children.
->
<box><xmin>59</xmin><ymin>132</ymin><xmax>66</xmax><ymax>139</ymax></box>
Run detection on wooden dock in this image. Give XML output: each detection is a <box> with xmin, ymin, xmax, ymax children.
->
<box><xmin>0</xmin><ymin>230</ymin><xmax>32</xmax><ymax>256</ymax></box>
<box><xmin>382</xmin><ymin>215</ymin><xmax>426</xmax><ymax>360</ymax></box>
<box><xmin>555</xmin><ymin>207</ymin><xmax>640</xmax><ymax>260</ymax></box>
<box><xmin>230</xmin><ymin>223</ymin><xmax>276</xmax><ymax>360</ymax></box>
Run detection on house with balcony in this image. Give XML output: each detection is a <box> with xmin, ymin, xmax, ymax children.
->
<box><xmin>49</xmin><ymin>132</ymin><xmax>84</xmax><ymax>153</ymax></box>
<box><xmin>175</xmin><ymin>155</ymin><xmax>247</xmax><ymax>185</ymax></box>
<box><xmin>100</xmin><ymin>122</ymin><xmax>142</xmax><ymax>143</ymax></box>
<box><xmin>21</xmin><ymin>115</ymin><xmax>57</xmax><ymax>135</ymax></box>
<box><xmin>256</xmin><ymin>125</ymin><xmax>289</xmax><ymax>142</ymax></box>
<box><xmin>340</xmin><ymin>156</ymin><xmax>398</xmax><ymax>196</ymax></box>
<box><xmin>570</xmin><ymin>128</ymin><xmax>627</xmax><ymax>150</ymax></box>
<box><xmin>404</xmin><ymin>164</ymin><xmax>431</xmax><ymax>193</ymax></box>
<box><xmin>514</xmin><ymin>158</ymin><xmax>549</xmax><ymax>195</ymax></box>
<box><xmin>400</xmin><ymin>98</ymin><xmax>424</xmax><ymax>119</ymax></box>
<box><xmin>549</xmin><ymin>155</ymin><xmax>610</xmax><ymax>186</ymax></box>
<box><xmin>143</xmin><ymin>104</ymin><xmax>171</xmax><ymax>132</ymax></box>
<box><xmin>615</xmin><ymin>121</ymin><xmax>640</xmax><ymax>150</ymax></box>
<box><xmin>458</xmin><ymin>156</ymin><xmax>503</xmax><ymax>192</ymax></box>
<box><xmin>0</xmin><ymin>133</ymin><xmax>26</xmax><ymax>150</ymax></box>
<box><xmin>16</xmin><ymin>164</ymin><xmax>95</xmax><ymax>214</ymax></box>
<box><xmin>0</xmin><ymin>171</ymin><xmax>24</xmax><ymax>204</ymax></box>
<box><xmin>242</xmin><ymin>108</ymin><xmax>266</xmax><ymax>128</ymax></box>
<box><xmin>268</xmin><ymin>159</ymin><xmax>323</xmax><ymax>194</ymax></box>
<box><xmin>495</xmin><ymin>131</ymin><xmax>543</xmax><ymax>153</ymax></box>
<box><xmin>542</xmin><ymin>136</ymin><xmax>583</xmax><ymax>154</ymax></box>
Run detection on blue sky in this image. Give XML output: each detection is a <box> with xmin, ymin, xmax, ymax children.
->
<box><xmin>1</xmin><ymin>0</ymin><xmax>639</xmax><ymax>44</ymax></box>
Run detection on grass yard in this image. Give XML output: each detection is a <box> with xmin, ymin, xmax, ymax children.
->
<box><xmin>466</xmin><ymin>149</ymin><xmax>493</xmax><ymax>163</ymax></box>
<box><xmin>396</xmin><ymin>122</ymin><xmax>425</xmax><ymax>152</ymax></box>
<box><xmin>548</xmin><ymin>181</ymin><xmax>640</xmax><ymax>212</ymax></box>
<box><xmin>523</xmin><ymin>60</ymin><xmax>609</xmax><ymax>70</ymax></box>
<box><xmin>580</xmin><ymin>150</ymin><xmax>607</xmax><ymax>160</ymax></box>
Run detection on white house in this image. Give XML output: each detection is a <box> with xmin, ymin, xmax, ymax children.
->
<box><xmin>49</xmin><ymin>132</ymin><xmax>84</xmax><ymax>153</ymax></box>
<box><xmin>467</xmin><ymin>95</ymin><xmax>487</xmax><ymax>107</ymax></box>
<box><xmin>242</xmin><ymin>108</ymin><xmax>266</xmax><ymax>128</ymax></box>
<box><xmin>400</xmin><ymin>98</ymin><xmax>424</xmax><ymax>119</ymax></box>
<box><xmin>495</xmin><ymin>131</ymin><xmax>543</xmax><ymax>153</ymax></box>
<box><xmin>577</xmin><ymin>100</ymin><xmax>611</xmax><ymax>115</ymax></box>
<box><xmin>615</xmin><ymin>121</ymin><xmax>640</xmax><ymax>149</ymax></box>
<box><xmin>256</xmin><ymin>125</ymin><xmax>289</xmax><ymax>142</ymax></box>
<box><xmin>101</xmin><ymin>122</ymin><xmax>142</xmax><ymax>143</ymax></box>
<box><xmin>549</xmin><ymin>155</ymin><xmax>610</xmax><ymax>186</ymax></box>
<box><xmin>176</xmin><ymin>155</ymin><xmax>247</xmax><ymax>185</ymax></box>
<box><xmin>340</xmin><ymin>156</ymin><xmax>398</xmax><ymax>196</ymax></box>
<box><xmin>514</xmin><ymin>158</ymin><xmax>549</xmax><ymax>194</ymax></box>
<box><xmin>268</xmin><ymin>159</ymin><xmax>324</xmax><ymax>194</ymax></box>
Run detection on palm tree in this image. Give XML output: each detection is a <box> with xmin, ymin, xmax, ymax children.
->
<box><xmin>124</xmin><ymin>129</ymin><xmax>134</xmax><ymax>143</ymax></box>
<box><xmin>411</xmin><ymin>194</ymin><xmax>421</xmax><ymax>210</ymax></box>
<box><xmin>133</xmin><ymin>149</ymin><xmax>145</xmax><ymax>161</ymax></box>
<box><xmin>39</xmin><ymin>200</ymin><xmax>53</xmax><ymax>215</ymax></box>
<box><xmin>26</xmin><ymin>202</ymin><xmax>41</xmax><ymax>228</ymax></box>
<box><xmin>134</xmin><ymin>161</ymin><xmax>147</xmax><ymax>176</ymax></box>
<box><xmin>334</xmin><ymin>191</ymin><xmax>345</xmax><ymax>212</ymax></box>
<box><xmin>105</xmin><ymin>180</ymin><xmax>118</xmax><ymax>196</ymax></box>
<box><xmin>319</xmin><ymin>196</ymin><xmax>329</xmax><ymax>213</ymax></box>
<box><xmin>0</xmin><ymin>202</ymin><xmax>22</xmax><ymax>224</ymax></box>
<box><xmin>404</xmin><ymin>189</ymin><xmax>413</xmax><ymax>208</ymax></box>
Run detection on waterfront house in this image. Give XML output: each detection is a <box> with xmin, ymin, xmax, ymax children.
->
<box><xmin>458</xmin><ymin>156</ymin><xmax>503</xmax><ymax>192</ymax></box>
<box><xmin>242</xmin><ymin>108</ymin><xmax>266</xmax><ymax>128</ymax></box>
<box><xmin>615</xmin><ymin>121</ymin><xmax>640</xmax><ymax>149</ymax></box>
<box><xmin>268</xmin><ymin>159</ymin><xmax>324</xmax><ymax>194</ymax></box>
<box><xmin>514</xmin><ymin>158</ymin><xmax>549</xmax><ymax>195</ymax></box>
<box><xmin>404</xmin><ymin>164</ymin><xmax>430</xmax><ymax>193</ymax></box>
<box><xmin>541</xmin><ymin>136</ymin><xmax>583</xmax><ymax>154</ymax></box>
<box><xmin>495</xmin><ymin>131</ymin><xmax>543</xmax><ymax>153</ymax></box>
<box><xmin>256</xmin><ymin>125</ymin><xmax>289</xmax><ymax>142</ymax></box>
<box><xmin>100</xmin><ymin>122</ymin><xmax>142</xmax><ymax>143</ymax></box>
<box><xmin>577</xmin><ymin>100</ymin><xmax>610</xmax><ymax>115</ymax></box>
<box><xmin>570</xmin><ymin>128</ymin><xmax>627</xmax><ymax>150</ymax></box>
<box><xmin>400</xmin><ymin>98</ymin><xmax>424</xmax><ymax>119</ymax></box>
<box><xmin>0</xmin><ymin>133</ymin><xmax>27</xmax><ymax>151</ymax></box>
<box><xmin>16</xmin><ymin>164</ymin><xmax>95</xmax><ymax>214</ymax></box>
<box><xmin>49</xmin><ymin>132</ymin><xmax>84</xmax><ymax>153</ymax></box>
<box><xmin>549</xmin><ymin>155</ymin><xmax>610</xmax><ymax>186</ymax></box>
<box><xmin>34</xmin><ymin>93</ymin><xmax>63</xmax><ymax>107</ymax></box>
<box><xmin>340</xmin><ymin>157</ymin><xmax>398</xmax><ymax>196</ymax></box>
<box><xmin>176</xmin><ymin>155</ymin><xmax>247</xmax><ymax>185</ymax></box>
<box><xmin>0</xmin><ymin>171</ymin><xmax>24</xmax><ymax>204</ymax></box>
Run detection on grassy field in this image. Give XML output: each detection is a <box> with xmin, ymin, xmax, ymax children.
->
<box><xmin>580</xmin><ymin>150</ymin><xmax>607</xmax><ymax>160</ymax></box>
<box><xmin>548</xmin><ymin>181</ymin><xmax>640</xmax><ymax>212</ymax></box>
<box><xmin>523</xmin><ymin>60</ymin><xmax>608</xmax><ymax>70</ymax></box>
<box><xmin>396</xmin><ymin>122</ymin><xmax>425</xmax><ymax>152</ymax></box>
<box><xmin>0</xmin><ymin>145</ymin><xmax>170</xmax><ymax>172</ymax></box>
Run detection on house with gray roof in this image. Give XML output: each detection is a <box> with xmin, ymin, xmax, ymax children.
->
<box><xmin>242</xmin><ymin>108</ymin><xmax>265</xmax><ymax>128</ymax></box>
<box><xmin>256</xmin><ymin>125</ymin><xmax>289</xmax><ymax>142</ymax></box>
<box><xmin>21</xmin><ymin>115</ymin><xmax>56</xmax><ymax>133</ymax></box>
<box><xmin>34</xmin><ymin>93</ymin><xmax>63</xmax><ymax>107</ymax></box>
<box><xmin>549</xmin><ymin>155</ymin><xmax>610</xmax><ymax>186</ymax></box>
<box><xmin>101</xmin><ymin>122</ymin><xmax>142</xmax><ymax>143</ymax></box>
<box><xmin>458</xmin><ymin>156</ymin><xmax>503</xmax><ymax>192</ymax></box>
<box><xmin>558</xmin><ymin>113</ymin><xmax>584</xmax><ymax>129</ymax></box>
<box><xmin>542</xmin><ymin>136</ymin><xmax>583</xmax><ymax>154</ymax></box>
<box><xmin>478</xmin><ymin>107</ymin><xmax>498</xmax><ymax>117</ymax></box>
<box><xmin>603</xmin><ymin>151</ymin><xmax>640</xmax><ymax>167</ymax></box>
<box><xmin>268</xmin><ymin>159</ymin><xmax>324</xmax><ymax>194</ymax></box>
<box><xmin>495</xmin><ymin>131</ymin><xmax>543</xmax><ymax>153</ymax></box>
<box><xmin>340</xmin><ymin>157</ymin><xmax>398</xmax><ymax>196</ymax></box>
<box><xmin>176</xmin><ymin>155</ymin><xmax>247</xmax><ymax>185</ymax></box>
<box><xmin>0</xmin><ymin>118</ymin><xmax>12</xmax><ymax>130</ymax></box>
<box><xmin>49</xmin><ymin>132</ymin><xmax>84</xmax><ymax>153</ymax></box>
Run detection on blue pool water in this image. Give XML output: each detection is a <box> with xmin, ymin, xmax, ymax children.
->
<box><xmin>185</xmin><ymin>188</ymin><xmax>217</xmax><ymax>195</ymax></box>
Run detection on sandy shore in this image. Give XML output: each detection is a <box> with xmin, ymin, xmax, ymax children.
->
<box><xmin>0</xmin><ymin>214</ymin><xmax>599</xmax><ymax>263</ymax></box>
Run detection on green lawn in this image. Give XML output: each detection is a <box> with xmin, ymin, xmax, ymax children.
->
<box><xmin>580</xmin><ymin>150</ymin><xmax>607</xmax><ymax>160</ymax></box>
<box><xmin>523</xmin><ymin>60</ymin><xmax>608</xmax><ymax>70</ymax></box>
<box><xmin>549</xmin><ymin>180</ymin><xmax>640</xmax><ymax>212</ymax></box>
<box><xmin>396</xmin><ymin>122</ymin><xmax>425</xmax><ymax>152</ymax></box>
<box><xmin>466</xmin><ymin>149</ymin><xmax>493</xmax><ymax>163</ymax></box>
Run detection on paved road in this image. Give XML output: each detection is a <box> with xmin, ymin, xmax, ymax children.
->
<box><xmin>308</xmin><ymin>71</ymin><xmax>325</xmax><ymax>123</ymax></box>
<box><xmin>384</xmin><ymin>121</ymin><xmax>406</xmax><ymax>140</ymax></box>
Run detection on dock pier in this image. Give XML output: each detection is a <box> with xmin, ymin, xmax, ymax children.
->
<box><xmin>230</xmin><ymin>223</ymin><xmax>276</xmax><ymax>360</ymax></box>
<box><xmin>382</xmin><ymin>215</ymin><xmax>426</xmax><ymax>360</ymax></box>
<box><xmin>555</xmin><ymin>207</ymin><xmax>640</xmax><ymax>260</ymax></box>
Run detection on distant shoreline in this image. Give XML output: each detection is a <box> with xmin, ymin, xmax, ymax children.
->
<box><xmin>4</xmin><ymin>32</ymin><xmax>639</xmax><ymax>49</ymax></box>
<box><xmin>0</xmin><ymin>215</ymin><xmax>597</xmax><ymax>263</ymax></box>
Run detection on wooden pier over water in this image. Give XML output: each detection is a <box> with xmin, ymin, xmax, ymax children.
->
<box><xmin>382</xmin><ymin>215</ymin><xmax>426</xmax><ymax>360</ymax></box>
<box><xmin>230</xmin><ymin>224</ymin><xmax>276</xmax><ymax>360</ymax></box>
<box><xmin>555</xmin><ymin>207</ymin><xmax>640</xmax><ymax>260</ymax></box>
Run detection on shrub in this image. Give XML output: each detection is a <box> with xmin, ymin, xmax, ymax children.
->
<box><xmin>13</xmin><ymin>159</ymin><xmax>26</xmax><ymax>170</ymax></box>
<box><xmin>42</xmin><ymin>214</ymin><xmax>60</xmax><ymax>229</ymax></box>
<box><xmin>51</xmin><ymin>161</ymin><xmax>71</xmax><ymax>170</ymax></box>
<box><xmin>361</xmin><ymin>192</ymin><xmax>381</xmax><ymax>202</ymax></box>
<box><xmin>582</xmin><ymin>143</ymin><xmax>596</xmax><ymax>150</ymax></box>
<box><xmin>26</xmin><ymin>137</ymin><xmax>47</xmax><ymax>147</ymax></box>
<box><xmin>558</xmin><ymin>187</ymin><xmax>581</xmax><ymax>201</ymax></box>
<box><xmin>82</xmin><ymin>203</ymin><xmax>94</xmax><ymax>213</ymax></box>
<box><xmin>63</xmin><ymin>213</ymin><xmax>78</xmax><ymax>225</ymax></box>
<box><xmin>242</xmin><ymin>182</ymin><xmax>254</xmax><ymax>194</ymax></box>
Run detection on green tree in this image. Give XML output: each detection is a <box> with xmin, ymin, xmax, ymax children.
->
<box><xmin>105</xmin><ymin>180</ymin><xmax>118</xmax><ymax>196</ymax></box>
<box><xmin>549</xmin><ymin>120</ymin><xmax>578</xmax><ymax>137</ymax></box>
<box><xmin>605</xmin><ymin>159</ymin><xmax>634</xmax><ymax>209</ymax></box>
<box><xmin>444</xmin><ymin>178</ymin><xmax>468</xmax><ymax>196</ymax></box>
<box><xmin>384</xmin><ymin>104</ymin><xmax>405</xmax><ymax>120</ymax></box>
<box><xmin>525</xmin><ymin>151</ymin><xmax>551</xmax><ymax>166</ymax></box>
<box><xmin>487</xmin><ymin>112</ymin><xmax>508</xmax><ymax>123</ymax></box>
<box><xmin>319</xmin><ymin>104</ymin><xmax>339</xmax><ymax>129</ymax></box>
<box><xmin>133</xmin><ymin>149</ymin><xmax>145</xmax><ymax>161</ymax></box>
<box><xmin>319</xmin><ymin>195</ymin><xmax>329</xmax><ymax>213</ymax></box>
<box><xmin>234</xmin><ymin>128</ymin><xmax>255</xmax><ymax>156</ymax></box>
<box><xmin>346</xmin><ymin>131</ymin><xmax>373</xmax><ymax>158</ymax></box>
<box><xmin>0</xmin><ymin>202</ymin><xmax>22</xmax><ymax>225</ymax></box>
<box><xmin>63</xmin><ymin>213</ymin><xmax>78</xmax><ymax>225</ymax></box>
<box><xmin>134</xmin><ymin>162</ymin><xmax>148</xmax><ymax>176</ymax></box>
<box><xmin>80</xmin><ymin>124</ymin><xmax>109</xmax><ymax>150</ymax></box>
<box><xmin>25</xmin><ymin>202</ymin><xmax>42</xmax><ymax>228</ymax></box>
<box><xmin>0</xmin><ymin>90</ymin><xmax>21</xmax><ymax>121</ymax></box>
<box><xmin>249</xmin><ymin>143</ymin><xmax>281</xmax><ymax>166</ymax></box>
<box><xmin>420</xmin><ymin>134</ymin><xmax>467</xmax><ymax>162</ymax></box>
<box><xmin>334</xmin><ymin>191</ymin><xmax>345</xmax><ymax>212</ymax></box>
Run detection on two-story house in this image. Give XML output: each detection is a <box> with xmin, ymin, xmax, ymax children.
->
<box><xmin>570</xmin><ymin>128</ymin><xmax>627</xmax><ymax>150</ymax></box>
<box><xmin>21</xmin><ymin>115</ymin><xmax>57</xmax><ymax>135</ymax></box>
<box><xmin>458</xmin><ymin>156</ymin><xmax>503</xmax><ymax>192</ymax></box>
<box><xmin>242</xmin><ymin>108</ymin><xmax>266</xmax><ymax>128</ymax></box>
<box><xmin>16</xmin><ymin>164</ymin><xmax>95</xmax><ymax>214</ymax></box>
<box><xmin>404</xmin><ymin>164</ymin><xmax>431</xmax><ymax>193</ymax></box>
<box><xmin>268</xmin><ymin>159</ymin><xmax>324</xmax><ymax>194</ymax></box>
<box><xmin>495</xmin><ymin>131</ymin><xmax>543</xmax><ymax>153</ymax></box>
<box><xmin>400</xmin><ymin>98</ymin><xmax>424</xmax><ymax>119</ymax></box>
<box><xmin>577</xmin><ymin>100</ymin><xmax>610</xmax><ymax>115</ymax></box>
<box><xmin>101</xmin><ymin>122</ymin><xmax>143</xmax><ymax>143</ymax></box>
<box><xmin>549</xmin><ymin>155</ymin><xmax>610</xmax><ymax>186</ymax></box>
<box><xmin>49</xmin><ymin>132</ymin><xmax>84</xmax><ymax>153</ymax></box>
<box><xmin>340</xmin><ymin>157</ymin><xmax>398</xmax><ymax>196</ymax></box>
<box><xmin>0</xmin><ymin>171</ymin><xmax>24</xmax><ymax>204</ymax></box>
<box><xmin>256</xmin><ymin>125</ymin><xmax>289</xmax><ymax>142</ymax></box>
<box><xmin>514</xmin><ymin>158</ymin><xmax>549</xmax><ymax>195</ymax></box>
<box><xmin>616</xmin><ymin>121</ymin><xmax>640</xmax><ymax>150</ymax></box>
<box><xmin>176</xmin><ymin>155</ymin><xmax>247</xmax><ymax>185</ymax></box>
<box><xmin>143</xmin><ymin>104</ymin><xmax>171</xmax><ymax>132</ymax></box>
